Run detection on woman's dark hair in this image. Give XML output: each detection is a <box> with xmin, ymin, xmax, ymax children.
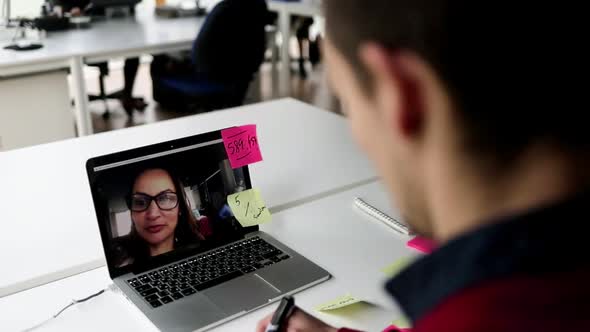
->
<box><xmin>114</xmin><ymin>167</ymin><xmax>205</xmax><ymax>267</ymax></box>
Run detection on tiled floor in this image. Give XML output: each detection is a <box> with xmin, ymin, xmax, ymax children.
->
<box><xmin>85</xmin><ymin>59</ymin><xmax>341</xmax><ymax>134</ymax></box>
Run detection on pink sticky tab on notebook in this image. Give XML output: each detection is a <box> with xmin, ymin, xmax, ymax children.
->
<box><xmin>221</xmin><ymin>125</ymin><xmax>263</xmax><ymax>169</ymax></box>
<box><xmin>383</xmin><ymin>325</ymin><xmax>412</xmax><ymax>332</ymax></box>
<box><xmin>407</xmin><ymin>236</ymin><xmax>437</xmax><ymax>254</ymax></box>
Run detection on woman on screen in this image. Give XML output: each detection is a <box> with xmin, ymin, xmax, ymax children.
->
<box><xmin>115</xmin><ymin>168</ymin><xmax>205</xmax><ymax>267</ymax></box>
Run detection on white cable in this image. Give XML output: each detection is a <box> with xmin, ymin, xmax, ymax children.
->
<box><xmin>20</xmin><ymin>285</ymin><xmax>115</xmax><ymax>332</ymax></box>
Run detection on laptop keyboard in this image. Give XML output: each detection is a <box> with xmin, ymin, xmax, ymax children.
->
<box><xmin>126</xmin><ymin>237</ymin><xmax>290</xmax><ymax>308</ymax></box>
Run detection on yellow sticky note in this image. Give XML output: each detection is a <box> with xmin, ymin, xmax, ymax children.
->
<box><xmin>381</xmin><ymin>257</ymin><xmax>412</xmax><ymax>277</ymax></box>
<box><xmin>227</xmin><ymin>189</ymin><xmax>272</xmax><ymax>227</ymax></box>
<box><xmin>314</xmin><ymin>294</ymin><xmax>362</xmax><ymax>312</ymax></box>
<box><xmin>392</xmin><ymin>316</ymin><xmax>412</xmax><ymax>328</ymax></box>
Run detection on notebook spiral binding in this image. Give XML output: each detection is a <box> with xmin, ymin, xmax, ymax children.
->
<box><xmin>354</xmin><ymin>198</ymin><xmax>413</xmax><ymax>235</ymax></box>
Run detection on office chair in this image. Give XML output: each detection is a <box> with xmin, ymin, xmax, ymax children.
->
<box><xmin>150</xmin><ymin>0</ymin><xmax>269</xmax><ymax>112</ymax></box>
<box><xmin>85</xmin><ymin>4</ymin><xmax>144</xmax><ymax>119</ymax></box>
<box><xmin>87</xmin><ymin>61</ymin><xmax>147</xmax><ymax>119</ymax></box>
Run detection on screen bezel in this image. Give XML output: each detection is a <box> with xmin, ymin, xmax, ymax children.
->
<box><xmin>86</xmin><ymin>129</ymin><xmax>255</xmax><ymax>279</ymax></box>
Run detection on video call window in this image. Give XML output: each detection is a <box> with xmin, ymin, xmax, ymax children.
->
<box><xmin>92</xmin><ymin>141</ymin><xmax>249</xmax><ymax>269</ymax></box>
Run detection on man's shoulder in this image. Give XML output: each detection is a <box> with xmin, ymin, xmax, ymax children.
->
<box><xmin>413</xmin><ymin>269</ymin><xmax>590</xmax><ymax>332</ymax></box>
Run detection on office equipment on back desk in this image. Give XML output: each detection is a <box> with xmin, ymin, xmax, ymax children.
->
<box><xmin>69</xmin><ymin>15</ymin><xmax>92</xmax><ymax>29</ymax></box>
<box><xmin>2</xmin><ymin>19</ymin><xmax>45</xmax><ymax>51</ymax></box>
<box><xmin>155</xmin><ymin>0</ymin><xmax>206</xmax><ymax>18</ymax></box>
<box><xmin>92</xmin><ymin>0</ymin><xmax>141</xmax><ymax>8</ymax></box>
<box><xmin>92</xmin><ymin>0</ymin><xmax>141</xmax><ymax>18</ymax></box>
<box><xmin>34</xmin><ymin>16</ymin><xmax>70</xmax><ymax>32</ymax></box>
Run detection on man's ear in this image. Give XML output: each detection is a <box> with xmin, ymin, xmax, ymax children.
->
<box><xmin>359</xmin><ymin>44</ymin><xmax>426</xmax><ymax>139</ymax></box>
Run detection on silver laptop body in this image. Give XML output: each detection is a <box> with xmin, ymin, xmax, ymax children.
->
<box><xmin>86</xmin><ymin>130</ymin><xmax>330</xmax><ymax>332</ymax></box>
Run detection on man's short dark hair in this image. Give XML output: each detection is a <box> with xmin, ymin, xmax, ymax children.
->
<box><xmin>324</xmin><ymin>0</ymin><xmax>588</xmax><ymax>161</ymax></box>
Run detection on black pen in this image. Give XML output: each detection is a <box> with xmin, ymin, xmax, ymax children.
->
<box><xmin>265</xmin><ymin>296</ymin><xmax>295</xmax><ymax>332</ymax></box>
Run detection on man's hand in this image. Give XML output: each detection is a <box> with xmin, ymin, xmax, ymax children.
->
<box><xmin>70</xmin><ymin>7</ymin><xmax>82</xmax><ymax>16</ymax></box>
<box><xmin>256</xmin><ymin>307</ymin><xmax>338</xmax><ymax>332</ymax></box>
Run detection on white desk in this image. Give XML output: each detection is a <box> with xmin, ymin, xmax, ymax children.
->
<box><xmin>268</xmin><ymin>0</ymin><xmax>323</xmax><ymax>95</ymax></box>
<box><xmin>0</xmin><ymin>70</ymin><xmax>76</xmax><ymax>151</ymax></box>
<box><xmin>0</xmin><ymin>181</ymin><xmax>415</xmax><ymax>332</ymax></box>
<box><xmin>0</xmin><ymin>99</ymin><xmax>377</xmax><ymax>298</ymax></box>
<box><xmin>0</xmin><ymin>1</ymin><xmax>204</xmax><ymax>137</ymax></box>
<box><xmin>0</xmin><ymin>1</ymin><xmax>324</xmax><ymax>141</ymax></box>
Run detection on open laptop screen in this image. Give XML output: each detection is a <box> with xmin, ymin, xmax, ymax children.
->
<box><xmin>87</xmin><ymin>132</ymin><xmax>253</xmax><ymax>277</ymax></box>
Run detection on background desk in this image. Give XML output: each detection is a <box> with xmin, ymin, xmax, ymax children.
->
<box><xmin>0</xmin><ymin>1</ymin><xmax>204</xmax><ymax>145</ymax></box>
<box><xmin>0</xmin><ymin>182</ymin><xmax>414</xmax><ymax>332</ymax></box>
<box><xmin>0</xmin><ymin>99</ymin><xmax>376</xmax><ymax>298</ymax></box>
<box><xmin>0</xmin><ymin>0</ymin><xmax>325</xmax><ymax>150</ymax></box>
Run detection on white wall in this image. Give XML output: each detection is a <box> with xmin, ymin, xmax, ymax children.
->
<box><xmin>112</xmin><ymin>211</ymin><xmax>133</xmax><ymax>238</ymax></box>
<box><xmin>9</xmin><ymin>0</ymin><xmax>43</xmax><ymax>18</ymax></box>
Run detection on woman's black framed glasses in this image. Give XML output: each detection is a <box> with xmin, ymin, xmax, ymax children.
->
<box><xmin>128</xmin><ymin>192</ymin><xmax>179</xmax><ymax>212</ymax></box>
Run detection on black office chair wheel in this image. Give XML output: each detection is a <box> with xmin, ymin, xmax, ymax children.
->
<box><xmin>124</xmin><ymin>108</ymin><xmax>134</xmax><ymax>117</ymax></box>
<box><xmin>134</xmin><ymin>98</ymin><xmax>148</xmax><ymax>112</ymax></box>
<box><xmin>101</xmin><ymin>101</ymin><xmax>111</xmax><ymax>120</ymax></box>
<box><xmin>122</xmin><ymin>99</ymin><xmax>135</xmax><ymax>117</ymax></box>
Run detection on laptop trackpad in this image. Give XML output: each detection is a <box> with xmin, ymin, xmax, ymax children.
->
<box><xmin>203</xmin><ymin>274</ymin><xmax>282</xmax><ymax>314</ymax></box>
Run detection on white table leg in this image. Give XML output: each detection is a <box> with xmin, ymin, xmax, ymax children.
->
<box><xmin>278</xmin><ymin>8</ymin><xmax>291</xmax><ymax>96</ymax></box>
<box><xmin>70</xmin><ymin>56</ymin><xmax>93</xmax><ymax>136</ymax></box>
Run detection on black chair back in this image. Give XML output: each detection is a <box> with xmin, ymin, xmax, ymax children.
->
<box><xmin>192</xmin><ymin>0</ymin><xmax>269</xmax><ymax>85</ymax></box>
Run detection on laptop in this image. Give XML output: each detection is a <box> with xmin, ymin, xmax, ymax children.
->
<box><xmin>86</xmin><ymin>129</ymin><xmax>331</xmax><ymax>332</ymax></box>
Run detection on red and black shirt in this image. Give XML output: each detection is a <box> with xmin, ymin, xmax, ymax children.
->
<box><xmin>344</xmin><ymin>190</ymin><xmax>590</xmax><ymax>331</ymax></box>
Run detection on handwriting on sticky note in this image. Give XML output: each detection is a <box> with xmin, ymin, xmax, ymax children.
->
<box><xmin>227</xmin><ymin>189</ymin><xmax>271</xmax><ymax>227</ymax></box>
<box><xmin>314</xmin><ymin>294</ymin><xmax>362</xmax><ymax>312</ymax></box>
<box><xmin>407</xmin><ymin>237</ymin><xmax>437</xmax><ymax>254</ymax></box>
<box><xmin>381</xmin><ymin>257</ymin><xmax>412</xmax><ymax>277</ymax></box>
<box><xmin>222</xmin><ymin>125</ymin><xmax>263</xmax><ymax>169</ymax></box>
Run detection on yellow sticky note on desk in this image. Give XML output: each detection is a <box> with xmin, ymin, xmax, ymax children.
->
<box><xmin>392</xmin><ymin>316</ymin><xmax>412</xmax><ymax>328</ymax></box>
<box><xmin>314</xmin><ymin>294</ymin><xmax>362</xmax><ymax>312</ymax></box>
<box><xmin>227</xmin><ymin>189</ymin><xmax>272</xmax><ymax>227</ymax></box>
<box><xmin>381</xmin><ymin>257</ymin><xmax>412</xmax><ymax>277</ymax></box>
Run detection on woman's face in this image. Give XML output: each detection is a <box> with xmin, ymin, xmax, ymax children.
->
<box><xmin>131</xmin><ymin>169</ymin><xmax>179</xmax><ymax>248</ymax></box>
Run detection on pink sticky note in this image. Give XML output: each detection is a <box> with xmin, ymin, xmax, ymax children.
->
<box><xmin>221</xmin><ymin>125</ymin><xmax>263</xmax><ymax>169</ymax></box>
<box><xmin>383</xmin><ymin>326</ymin><xmax>412</xmax><ymax>332</ymax></box>
<box><xmin>407</xmin><ymin>237</ymin><xmax>437</xmax><ymax>254</ymax></box>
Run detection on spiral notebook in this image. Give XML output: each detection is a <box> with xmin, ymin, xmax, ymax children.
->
<box><xmin>354</xmin><ymin>198</ymin><xmax>413</xmax><ymax>235</ymax></box>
